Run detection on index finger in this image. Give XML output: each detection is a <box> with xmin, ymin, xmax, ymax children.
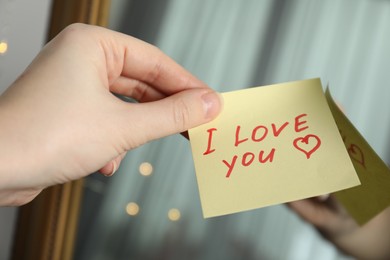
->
<box><xmin>98</xmin><ymin>26</ymin><xmax>210</xmax><ymax>95</ymax></box>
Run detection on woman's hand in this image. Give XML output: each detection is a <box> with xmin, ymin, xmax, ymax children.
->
<box><xmin>0</xmin><ymin>23</ymin><xmax>222</xmax><ymax>205</ymax></box>
<box><xmin>289</xmin><ymin>196</ymin><xmax>390</xmax><ymax>260</ymax></box>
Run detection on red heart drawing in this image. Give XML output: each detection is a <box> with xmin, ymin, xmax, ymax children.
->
<box><xmin>293</xmin><ymin>134</ymin><xmax>321</xmax><ymax>159</ymax></box>
<box><xmin>347</xmin><ymin>144</ymin><xmax>366</xmax><ymax>169</ymax></box>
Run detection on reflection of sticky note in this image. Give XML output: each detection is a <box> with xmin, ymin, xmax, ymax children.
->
<box><xmin>326</xmin><ymin>89</ymin><xmax>390</xmax><ymax>225</ymax></box>
<box><xmin>189</xmin><ymin>78</ymin><xmax>360</xmax><ymax>218</ymax></box>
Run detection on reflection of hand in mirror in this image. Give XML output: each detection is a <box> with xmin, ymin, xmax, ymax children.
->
<box><xmin>289</xmin><ymin>196</ymin><xmax>390</xmax><ymax>260</ymax></box>
<box><xmin>0</xmin><ymin>23</ymin><xmax>222</xmax><ymax>206</ymax></box>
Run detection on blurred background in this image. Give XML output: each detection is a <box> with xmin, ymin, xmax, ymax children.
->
<box><xmin>1</xmin><ymin>0</ymin><xmax>390</xmax><ymax>259</ymax></box>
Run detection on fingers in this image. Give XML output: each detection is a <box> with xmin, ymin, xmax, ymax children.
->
<box><xmin>288</xmin><ymin>198</ymin><xmax>333</xmax><ymax>227</ymax></box>
<box><xmin>288</xmin><ymin>200</ymin><xmax>319</xmax><ymax>220</ymax></box>
<box><xmin>51</xmin><ymin>24</ymin><xmax>209</xmax><ymax>97</ymax></box>
<box><xmin>118</xmin><ymin>37</ymin><xmax>208</xmax><ymax>95</ymax></box>
<box><xmin>100</xmin><ymin>89</ymin><xmax>222</xmax><ymax>176</ymax></box>
<box><xmin>317</xmin><ymin>194</ymin><xmax>330</xmax><ymax>201</ymax></box>
<box><xmin>92</xmin><ymin>25</ymin><xmax>210</xmax><ymax>95</ymax></box>
<box><xmin>288</xmin><ymin>195</ymin><xmax>352</xmax><ymax>233</ymax></box>
<box><xmin>121</xmin><ymin>88</ymin><xmax>222</xmax><ymax>147</ymax></box>
<box><xmin>110</xmin><ymin>76</ymin><xmax>166</xmax><ymax>102</ymax></box>
<box><xmin>99</xmin><ymin>159</ymin><xmax>118</xmax><ymax>177</ymax></box>
<box><xmin>99</xmin><ymin>152</ymin><xmax>127</xmax><ymax>176</ymax></box>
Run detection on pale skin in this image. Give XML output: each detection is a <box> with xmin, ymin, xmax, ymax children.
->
<box><xmin>0</xmin><ymin>23</ymin><xmax>222</xmax><ymax>206</ymax></box>
<box><xmin>289</xmin><ymin>197</ymin><xmax>390</xmax><ymax>260</ymax></box>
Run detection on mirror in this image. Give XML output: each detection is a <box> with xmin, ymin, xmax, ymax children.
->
<box><xmin>12</xmin><ymin>0</ymin><xmax>390</xmax><ymax>259</ymax></box>
<box><xmin>72</xmin><ymin>0</ymin><xmax>390</xmax><ymax>260</ymax></box>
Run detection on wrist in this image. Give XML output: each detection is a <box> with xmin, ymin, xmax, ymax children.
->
<box><xmin>0</xmin><ymin>94</ymin><xmax>44</xmax><ymax>205</ymax></box>
<box><xmin>327</xmin><ymin>208</ymin><xmax>390</xmax><ymax>260</ymax></box>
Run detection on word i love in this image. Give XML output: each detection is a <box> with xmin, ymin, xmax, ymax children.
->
<box><xmin>202</xmin><ymin>114</ymin><xmax>322</xmax><ymax>178</ymax></box>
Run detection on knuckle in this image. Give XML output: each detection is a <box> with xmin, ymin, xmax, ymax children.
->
<box><xmin>60</xmin><ymin>23</ymin><xmax>88</xmax><ymax>40</ymax></box>
<box><xmin>52</xmin><ymin>23</ymin><xmax>94</xmax><ymax>51</ymax></box>
<box><xmin>172</xmin><ymin>99</ymin><xmax>191</xmax><ymax>130</ymax></box>
<box><xmin>132</xmin><ymin>81</ymin><xmax>149</xmax><ymax>101</ymax></box>
<box><xmin>145</xmin><ymin>47</ymin><xmax>165</xmax><ymax>84</ymax></box>
<box><xmin>146</xmin><ymin>60</ymin><xmax>163</xmax><ymax>85</ymax></box>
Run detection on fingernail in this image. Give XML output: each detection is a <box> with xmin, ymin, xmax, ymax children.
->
<box><xmin>201</xmin><ymin>91</ymin><xmax>223</xmax><ymax>120</ymax></box>
<box><xmin>104</xmin><ymin>161</ymin><xmax>117</xmax><ymax>177</ymax></box>
<box><xmin>318</xmin><ymin>194</ymin><xmax>330</xmax><ymax>201</ymax></box>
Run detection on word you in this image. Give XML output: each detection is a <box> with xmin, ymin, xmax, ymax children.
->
<box><xmin>202</xmin><ymin>113</ymin><xmax>321</xmax><ymax>178</ymax></box>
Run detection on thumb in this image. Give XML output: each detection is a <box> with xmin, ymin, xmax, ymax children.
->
<box><xmin>125</xmin><ymin>88</ymin><xmax>222</xmax><ymax>144</ymax></box>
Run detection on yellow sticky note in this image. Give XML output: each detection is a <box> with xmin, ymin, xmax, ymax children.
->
<box><xmin>327</xmin><ymin>89</ymin><xmax>390</xmax><ymax>225</ymax></box>
<box><xmin>189</xmin><ymin>78</ymin><xmax>360</xmax><ymax>218</ymax></box>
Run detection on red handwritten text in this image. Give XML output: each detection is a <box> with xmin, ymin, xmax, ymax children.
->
<box><xmin>293</xmin><ymin>134</ymin><xmax>321</xmax><ymax>159</ymax></box>
<box><xmin>203</xmin><ymin>128</ymin><xmax>217</xmax><ymax>155</ymax></box>
<box><xmin>203</xmin><ymin>113</ymin><xmax>322</xmax><ymax>178</ymax></box>
<box><xmin>339</xmin><ymin>130</ymin><xmax>366</xmax><ymax>169</ymax></box>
